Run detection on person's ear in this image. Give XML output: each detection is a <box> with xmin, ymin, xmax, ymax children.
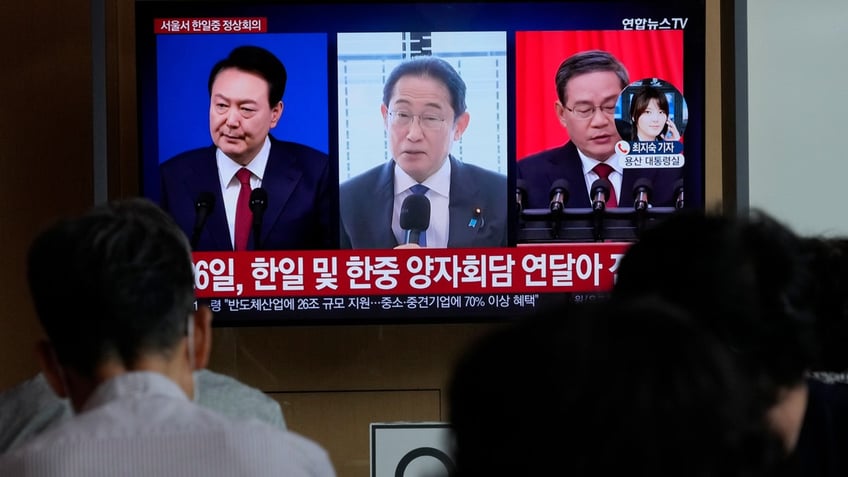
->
<box><xmin>189</xmin><ymin>305</ymin><xmax>213</xmax><ymax>370</ymax></box>
<box><xmin>270</xmin><ymin>101</ymin><xmax>284</xmax><ymax>127</ymax></box>
<box><xmin>35</xmin><ymin>339</ymin><xmax>69</xmax><ymax>399</ymax></box>
<box><xmin>452</xmin><ymin>112</ymin><xmax>470</xmax><ymax>141</ymax></box>
<box><xmin>555</xmin><ymin>101</ymin><xmax>568</xmax><ymax>127</ymax></box>
<box><xmin>381</xmin><ymin>103</ymin><xmax>389</xmax><ymax>129</ymax></box>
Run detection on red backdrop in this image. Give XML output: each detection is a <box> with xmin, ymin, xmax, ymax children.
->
<box><xmin>515</xmin><ymin>30</ymin><xmax>685</xmax><ymax>160</ymax></box>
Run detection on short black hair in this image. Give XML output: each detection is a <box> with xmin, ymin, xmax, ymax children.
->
<box><xmin>27</xmin><ymin>198</ymin><xmax>196</xmax><ymax>375</ymax></box>
<box><xmin>382</xmin><ymin>56</ymin><xmax>467</xmax><ymax>119</ymax></box>
<box><xmin>613</xmin><ymin>210</ymin><xmax>818</xmax><ymax>404</ymax></box>
<box><xmin>208</xmin><ymin>45</ymin><xmax>287</xmax><ymax>107</ymax></box>
<box><xmin>554</xmin><ymin>49</ymin><xmax>629</xmax><ymax>105</ymax></box>
<box><xmin>449</xmin><ymin>297</ymin><xmax>783</xmax><ymax>476</ymax></box>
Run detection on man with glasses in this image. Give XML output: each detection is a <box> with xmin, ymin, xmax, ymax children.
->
<box><xmin>339</xmin><ymin>56</ymin><xmax>507</xmax><ymax>249</ymax></box>
<box><xmin>517</xmin><ymin>50</ymin><xmax>682</xmax><ymax>209</ymax></box>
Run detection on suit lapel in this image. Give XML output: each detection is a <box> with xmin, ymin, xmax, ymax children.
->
<box><xmin>188</xmin><ymin>151</ymin><xmax>232</xmax><ymax>250</ymax></box>
<box><xmin>261</xmin><ymin>140</ymin><xmax>302</xmax><ymax>245</ymax></box>
<box><xmin>374</xmin><ymin>161</ymin><xmax>398</xmax><ymax>247</ymax></box>
<box><xmin>447</xmin><ymin>156</ymin><xmax>481</xmax><ymax>247</ymax></box>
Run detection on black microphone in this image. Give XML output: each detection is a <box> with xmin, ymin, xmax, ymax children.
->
<box><xmin>590</xmin><ymin>178</ymin><xmax>612</xmax><ymax>212</ymax></box>
<box><xmin>673</xmin><ymin>179</ymin><xmax>684</xmax><ymax>210</ymax></box>
<box><xmin>632</xmin><ymin>178</ymin><xmax>653</xmax><ymax>211</ymax></box>
<box><xmin>400</xmin><ymin>193</ymin><xmax>430</xmax><ymax>245</ymax></box>
<box><xmin>191</xmin><ymin>192</ymin><xmax>215</xmax><ymax>249</ymax></box>
<box><xmin>549</xmin><ymin>179</ymin><xmax>570</xmax><ymax>213</ymax></box>
<box><xmin>516</xmin><ymin>179</ymin><xmax>528</xmax><ymax>214</ymax></box>
<box><xmin>249</xmin><ymin>188</ymin><xmax>268</xmax><ymax>250</ymax></box>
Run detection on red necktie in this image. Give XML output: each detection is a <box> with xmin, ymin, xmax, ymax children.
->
<box><xmin>234</xmin><ymin>168</ymin><xmax>252</xmax><ymax>251</ymax></box>
<box><xmin>592</xmin><ymin>163</ymin><xmax>618</xmax><ymax>208</ymax></box>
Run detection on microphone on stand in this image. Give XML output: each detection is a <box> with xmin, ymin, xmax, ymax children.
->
<box><xmin>673</xmin><ymin>179</ymin><xmax>684</xmax><ymax>210</ymax></box>
<box><xmin>549</xmin><ymin>179</ymin><xmax>570</xmax><ymax>213</ymax></box>
<box><xmin>191</xmin><ymin>192</ymin><xmax>215</xmax><ymax>250</ymax></box>
<box><xmin>632</xmin><ymin>178</ymin><xmax>653</xmax><ymax>211</ymax></box>
<box><xmin>590</xmin><ymin>178</ymin><xmax>612</xmax><ymax>241</ymax></box>
<box><xmin>590</xmin><ymin>178</ymin><xmax>612</xmax><ymax>212</ymax></box>
<box><xmin>249</xmin><ymin>188</ymin><xmax>268</xmax><ymax>250</ymax></box>
<box><xmin>400</xmin><ymin>194</ymin><xmax>430</xmax><ymax>245</ymax></box>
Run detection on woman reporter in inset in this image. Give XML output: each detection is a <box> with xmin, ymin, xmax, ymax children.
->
<box><xmin>629</xmin><ymin>85</ymin><xmax>681</xmax><ymax>142</ymax></box>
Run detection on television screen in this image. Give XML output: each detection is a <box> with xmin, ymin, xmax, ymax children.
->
<box><xmin>136</xmin><ymin>0</ymin><xmax>706</xmax><ymax>325</ymax></box>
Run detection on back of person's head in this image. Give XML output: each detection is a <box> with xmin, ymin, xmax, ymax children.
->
<box><xmin>799</xmin><ymin>235</ymin><xmax>848</xmax><ymax>373</ymax></box>
<box><xmin>27</xmin><ymin>198</ymin><xmax>196</xmax><ymax>376</ymax></box>
<box><xmin>208</xmin><ymin>45</ymin><xmax>287</xmax><ymax>106</ymax></box>
<box><xmin>613</xmin><ymin>210</ymin><xmax>818</xmax><ymax>404</ymax></box>
<box><xmin>555</xmin><ymin>49</ymin><xmax>629</xmax><ymax>105</ymax></box>
<box><xmin>448</xmin><ymin>297</ymin><xmax>783</xmax><ymax>477</ymax></box>
<box><xmin>382</xmin><ymin>56</ymin><xmax>467</xmax><ymax>118</ymax></box>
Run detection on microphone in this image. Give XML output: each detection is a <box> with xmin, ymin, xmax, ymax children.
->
<box><xmin>249</xmin><ymin>188</ymin><xmax>268</xmax><ymax>250</ymax></box>
<box><xmin>516</xmin><ymin>179</ymin><xmax>528</xmax><ymax>214</ymax></box>
<box><xmin>549</xmin><ymin>179</ymin><xmax>570</xmax><ymax>213</ymax></box>
<box><xmin>632</xmin><ymin>178</ymin><xmax>653</xmax><ymax>211</ymax></box>
<box><xmin>673</xmin><ymin>179</ymin><xmax>684</xmax><ymax>210</ymax></box>
<box><xmin>590</xmin><ymin>178</ymin><xmax>612</xmax><ymax>212</ymax></box>
<box><xmin>399</xmin><ymin>193</ymin><xmax>430</xmax><ymax>245</ymax></box>
<box><xmin>191</xmin><ymin>192</ymin><xmax>215</xmax><ymax>249</ymax></box>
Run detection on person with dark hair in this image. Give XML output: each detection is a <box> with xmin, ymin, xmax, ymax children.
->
<box><xmin>611</xmin><ymin>210</ymin><xmax>848</xmax><ymax>477</ymax></box>
<box><xmin>160</xmin><ymin>45</ymin><xmax>334</xmax><ymax>251</ymax></box>
<box><xmin>339</xmin><ymin>56</ymin><xmax>507</xmax><ymax>249</ymax></box>
<box><xmin>517</xmin><ymin>50</ymin><xmax>682</xmax><ymax>209</ymax></box>
<box><xmin>448</xmin><ymin>297</ymin><xmax>784</xmax><ymax>477</ymax></box>
<box><xmin>629</xmin><ymin>85</ymin><xmax>681</xmax><ymax>142</ymax></box>
<box><xmin>0</xmin><ymin>198</ymin><xmax>335</xmax><ymax>476</ymax></box>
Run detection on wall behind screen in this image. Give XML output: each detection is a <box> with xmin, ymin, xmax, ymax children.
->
<box><xmin>744</xmin><ymin>0</ymin><xmax>848</xmax><ymax>235</ymax></box>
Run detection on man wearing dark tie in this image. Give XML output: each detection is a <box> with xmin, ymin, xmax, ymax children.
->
<box><xmin>339</xmin><ymin>56</ymin><xmax>507</xmax><ymax>249</ymax></box>
<box><xmin>159</xmin><ymin>45</ymin><xmax>334</xmax><ymax>251</ymax></box>
<box><xmin>517</xmin><ymin>50</ymin><xmax>682</xmax><ymax>210</ymax></box>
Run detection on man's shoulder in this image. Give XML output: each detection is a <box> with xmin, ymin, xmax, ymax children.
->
<box><xmin>453</xmin><ymin>159</ymin><xmax>506</xmax><ymax>186</ymax></box>
<box><xmin>195</xmin><ymin>369</ymin><xmax>285</xmax><ymax>429</ymax></box>
<box><xmin>519</xmin><ymin>142</ymin><xmax>574</xmax><ymax>167</ymax></box>
<box><xmin>160</xmin><ymin>145</ymin><xmax>216</xmax><ymax>172</ymax></box>
<box><xmin>339</xmin><ymin>162</ymin><xmax>389</xmax><ymax>194</ymax></box>
<box><xmin>270</xmin><ymin>137</ymin><xmax>329</xmax><ymax>162</ymax></box>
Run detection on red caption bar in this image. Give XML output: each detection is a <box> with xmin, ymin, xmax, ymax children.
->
<box><xmin>154</xmin><ymin>17</ymin><xmax>267</xmax><ymax>34</ymax></box>
<box><xmin>192</xmin><ymin>243</ymin><xmax>632</xmax><ymax>298</ymax></box>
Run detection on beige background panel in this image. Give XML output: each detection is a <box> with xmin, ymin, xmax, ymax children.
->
<box><xmin>213</xmin><ymin>324</ymin><xmax>499</xmax><ymax>392</ymax></box>
<box><xmin>271</xmin><ymin>390</ymin><xmax>442</xmax><ymax>477</ymax></box>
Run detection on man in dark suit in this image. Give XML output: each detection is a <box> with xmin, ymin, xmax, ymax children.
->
<box><xmin>160</xmin><ymin>45</ymin><xmax>333</xmax><ymax>251</ymax></box>
<box><xmin>517</xmin><ymin>50</ymin><xmax>682</xmax><ymax>210</ymax></box>
<box><xmin>339</xmin><ymin>57</ymin><xmax>507</xmax><ymax>249</ymax></box>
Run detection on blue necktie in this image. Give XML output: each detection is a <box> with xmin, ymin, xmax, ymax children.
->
<box><xmin>409</xmin><ymin>184</ymin><xmax>429</xmax><ymax>246</ymax></box>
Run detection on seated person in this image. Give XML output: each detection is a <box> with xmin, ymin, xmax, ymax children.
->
<box><xmin>448</xmin><ymin>297</ymin><xmax>783</xmax><ymax>476</ymax></box>
<box><xmin>613</xmin><ymin>210</ymin><xmax>842</xmax><ymax>476</ymax></box>
<box><xmin>0</xmin><ymin>198</ymin><xmax>335</xmax><ymax>476</ymax></box>
<box><xmin>0</xmin><ymin>369</ymin><xmax>286</xmax><ymax>453</ymax></box>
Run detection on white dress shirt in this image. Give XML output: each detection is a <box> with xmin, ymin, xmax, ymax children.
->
<box><xmin>216</xmin><ymin>137</ymin><xmax>271</xmax><ymax>249</ymax></box>
<box><xmin>0</xmin><ymin>371</ymin><xmax>336</xmax><ymax>477</ymax></box>
<box><xmin>392</xmin><ymin>158</ymin><xmax>451</xmax><ymax>248</ymax></box>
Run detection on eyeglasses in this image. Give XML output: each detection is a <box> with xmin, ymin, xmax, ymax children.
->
<box><xmin>388</xmin><ymin>110</ymin><xmax>447</xmax><ymax>130</ymax></box>
<box><xmin>564</xmin><ymin>103</ymin><xmax>616</xmax><ymax>120</ymax></box>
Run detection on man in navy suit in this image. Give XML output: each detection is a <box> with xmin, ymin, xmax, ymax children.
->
<box><xmin>339</xmin><ymin>57</ymin><xmax>507</xmax><ymax>249</ymax></box>
<box><xmin>517</xmin><ymin>50</ymin><xmax>682</xmax><ymax>210</ymax></box>
<box><xmin>160</xmin><ymin>45</ymin><xmax>334</xmax><ymax>251</ymax></box>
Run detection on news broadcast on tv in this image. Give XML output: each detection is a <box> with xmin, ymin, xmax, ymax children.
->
<box><xmin>136</xmin><ymin>0</ymin><xmax>705</xmax><ymax>325</ymax></box>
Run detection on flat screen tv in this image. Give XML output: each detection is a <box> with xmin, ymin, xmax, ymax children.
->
<box><xmin>136</xmin><ymin>0</ymin><xmax>706</xmax><ymax>325</ymax></box>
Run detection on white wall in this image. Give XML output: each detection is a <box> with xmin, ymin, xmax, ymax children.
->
<box><xmin>745</xmin><ymin>0</ymin><xmax>848</xmax><ymax>236</ymax></box>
